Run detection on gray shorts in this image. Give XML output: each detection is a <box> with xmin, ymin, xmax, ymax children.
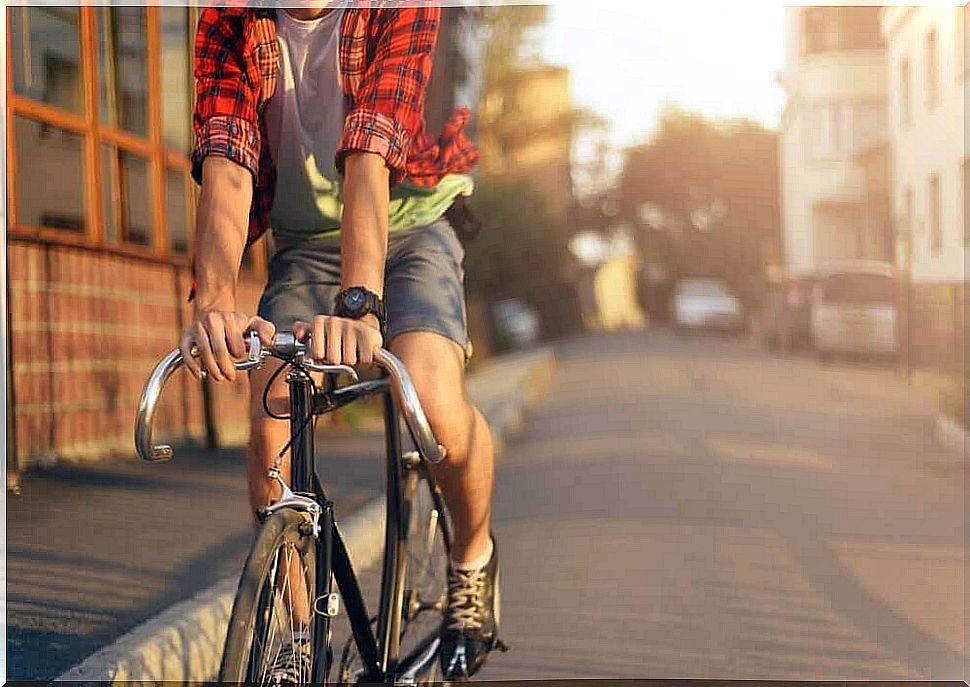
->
<box><xmin>257</xmin><ymin>219</ymin><xmax>471</xmax><ymax>357</ymax></box>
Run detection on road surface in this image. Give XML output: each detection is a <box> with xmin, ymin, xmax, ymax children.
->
<box><xmin>479</xmin><ymin>330</ymin><xmax>963</xmax><ymax>680</ymax></box>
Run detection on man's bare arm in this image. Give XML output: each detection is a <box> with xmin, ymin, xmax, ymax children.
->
<box><xmin>194</xmin><ymin>156</ymin><xmax>251</xmax><ymax>313</ymax></box>
<box><xmin>295</xmin><ymin>151</ymin><xmax>387</xmax><ymax>366</ymax></box>
<box><xmin>181</xmin><ymin>156</ymin><xmax>274</xmax><ymax>382</ymax></box>
<box><xmin>340</xmin><ymin>152</ymin><xmax>390</xmax><ymax>295</ymax></box>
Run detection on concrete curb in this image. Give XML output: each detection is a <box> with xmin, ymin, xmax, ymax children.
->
<box><xmin>56</xmin><ymin>347</ymin><xmax>556</xmax><ymax>684</ymax></box>
<box><xmin>934</xmin><ymin>412</ymin><xmax>968</xmax><ymax>455</ymax></box>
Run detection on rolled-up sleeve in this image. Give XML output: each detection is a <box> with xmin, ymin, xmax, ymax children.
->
<box><xmin>336</xmin><ymin>7</ymin><xmax>440</xmax><ymax>185</ymax></box>
<box><xmin>191</xmin><ymin>9</ymin><xmax>262</xmax><ymax>185</ymax></box>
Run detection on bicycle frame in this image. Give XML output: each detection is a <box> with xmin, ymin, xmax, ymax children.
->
<box><xmin>134</xmin><ymin>336</ymin><xmax>449</xmax><ymax>683</ymax></box>
<box><xmin>287</xmin><ymin>366</ymin><xmax>443</xmax><ymax>683</ymax></box>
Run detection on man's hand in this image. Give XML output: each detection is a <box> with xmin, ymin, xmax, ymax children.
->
<box><xmin>180</xmin><ymin>310</ymin><xmax>276</xmax><ymax>382</ymax></box>
<box><xmin>293</xmin><ymin>315</ymin><xmax>383</xmax><ymax>367</ymax></box>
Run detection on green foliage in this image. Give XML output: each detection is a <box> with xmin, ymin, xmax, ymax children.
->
<box><xmin>477</xmin><ymin>5</ymin><xmax>550</xmax><ymax>89</ymax></box>
<box><xmin>464</xmin><ymin>174</ymin><xmax>566</xmax><ymax>304</ymax></box>
<box><xmin>618</xmin><ymin>105</ymin><xmax>782</xmax><ymax>305</ymax></box>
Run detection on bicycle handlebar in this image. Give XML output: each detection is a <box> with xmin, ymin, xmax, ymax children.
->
<box><xmin>134</xmin><ymin>332</ymin><xmax>447</xmax><ymax>465</ymax></box>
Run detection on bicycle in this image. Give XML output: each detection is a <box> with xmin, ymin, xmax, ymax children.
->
<box><xmin>135</xmin><ymin>331</ymin><xmax>453</xmax><ymax>684</ymax></box>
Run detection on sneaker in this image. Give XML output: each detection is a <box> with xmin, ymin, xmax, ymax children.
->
<box><xmin>439</xmin><ymin>538</ymin><xmax>506</xmax><ymax>680</ymax></box>
<box><xmin>267</xmin><ymin>634</ymin><xmax>312</xmax><ymax>685</ymax></box>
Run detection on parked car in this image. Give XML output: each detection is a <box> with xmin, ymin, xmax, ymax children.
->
<box><xmin>760</xmin><ymin>273</ymin><xmax>816</xmax><ymax>350</ymax></box>
<box><xmin>671</xmin><ymin>278</ymin><xmax>744</xmax><ymax>333</ymax></box>
<box><xmin>811</xmin><ymin>261</ymin><xmax>899</xmax><ymax>359</ymax></box>
<box><xmin>492</xmin><ymin>298</ymin><xmax>541</xmax><ymax>350</ymax></box>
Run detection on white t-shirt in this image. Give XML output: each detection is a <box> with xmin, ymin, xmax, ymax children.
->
<box><xmin>264</xmin><ymin>6</ymin><xmax>475</xmax><ymax>245</ymax></box>
<box><xmin>265</xmin><ymin>8</ymin><xmax>346</xmax><ymax>238</ymax></box>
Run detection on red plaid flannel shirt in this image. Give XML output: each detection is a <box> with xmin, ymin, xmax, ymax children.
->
<box><xmin>192</xmin><ymin>5</ymin><xmax>480</xmax><ymax>253</ymax></box>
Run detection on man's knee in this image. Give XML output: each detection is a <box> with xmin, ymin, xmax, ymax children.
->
<box><xmin>391</xmin><ymin>333</ymin><xmax>476</xmax><ymax>459</ymax></box>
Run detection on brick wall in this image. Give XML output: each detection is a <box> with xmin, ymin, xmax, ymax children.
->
<box><xmin>8</xmin><ymin>240</ymin><xmax>264</xmax><ymax>468</ymax></box>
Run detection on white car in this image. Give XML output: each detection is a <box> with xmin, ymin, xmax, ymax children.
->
<box><xmin>811</xmin><ymin>261</ymin><xmax>899</xmax><ymax>358</ymax></box>
<box><xmin>672</xmin><ymin>278</ymin><xmax>744</xmax><ymax>333</ymax></box>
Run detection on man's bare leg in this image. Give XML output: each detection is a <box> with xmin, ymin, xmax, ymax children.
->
<box><xmin>388</xmin><ymin>331</ymin><xmax>494</xmax><ymax>568</ymax></box>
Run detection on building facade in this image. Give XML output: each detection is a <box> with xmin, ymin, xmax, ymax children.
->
<box><xmin>882</xmin><ymin>6</ymin><xmax>967</xmax><ymax>370</ymax></box>
<box><xmin>5</xmin><ymin>7</ymin><xmax>480</xmax><ymax>471</ymax></box>
<box><xmin>478</xmin><ymin>64</ymin><xmax>575</xmax><ymax>224</ymax></box>
<box><xmin>779</xmin><ymin>7</ymin><xmax>891</xmax><ymax>275</ymax></box>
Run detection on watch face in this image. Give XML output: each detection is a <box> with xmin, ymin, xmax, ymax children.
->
<box><xmin>341</xmin><ymin>288</ymin><xmax>367</xmax><ymax>316</ymax></box>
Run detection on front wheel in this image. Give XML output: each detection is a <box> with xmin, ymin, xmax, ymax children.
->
<box><xmin>220</xmin><ymin>508</ymin><xmax>322</xmax><ymax>684</ymax></box>
<box><xmin>338</xmin><ymin>466</ymin><xmax>452</xmax><ymax>685</ymax></box>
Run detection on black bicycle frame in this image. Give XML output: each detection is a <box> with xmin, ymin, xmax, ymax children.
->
<box><xmin>286</xmin><ymin>366</ymin><xmax>426</xmax><ymax>682</ymax></box>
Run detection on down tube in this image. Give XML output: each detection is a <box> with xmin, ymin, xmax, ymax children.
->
<box><xmin>376</xmin><ymin>390</ymin><xmax>407</xmax><ymax>670</ymax></box>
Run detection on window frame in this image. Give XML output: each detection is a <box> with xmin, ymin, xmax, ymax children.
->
<box><xmin>4</xmin><ymin>7</ymin><xmax>212</xmax><ymax>268</ymax></box>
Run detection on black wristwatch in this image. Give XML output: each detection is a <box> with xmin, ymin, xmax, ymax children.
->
<box><xmin>334</xmin><ymin>286</ymin><xmax>386</xmax><ymax>332</ymax></box>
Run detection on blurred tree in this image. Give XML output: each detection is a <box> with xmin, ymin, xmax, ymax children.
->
<box><xmin>461</xmin><ymin>5</ymin><xmax>585</xmax><ymax>342</ymax></box>
<box><xmin>477</xmin><ymin>5</ymin><xmax>549</xmax><ymax>90</ymax></box>
<box><xmin>466</xmin><ymin>173</ymin><xmax>582</xmax><ymax>341</ymax></box>
<box><xmin>618</xmin><ymin>105</ymin><xmax>781</xmax><ymax>306</ymax></box>
<box><xmin>465</xmin><ymin>176</ymin><xmax>559</xmax><ymax>302</ymax></box>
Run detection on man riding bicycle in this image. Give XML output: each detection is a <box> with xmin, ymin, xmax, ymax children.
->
<box><xmin>180</xmin><ymin>4</ymin><xmax>500</xmax><ymax>680</ymax></box>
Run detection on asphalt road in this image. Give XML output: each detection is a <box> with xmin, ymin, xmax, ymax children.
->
<box><xmin>479</xmin><ymin>329</ymin><xmax>964</xmax><ymax>680</ymax></box>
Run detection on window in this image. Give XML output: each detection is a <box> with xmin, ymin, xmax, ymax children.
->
<box><xmin>10</xmin><ymin>8</ymin><xmax>83</xmax><ymax>114</ymax></box>
<box><xmin>929</xmin><ymin>173</ymin><xmax>942</xmax><ymax>254</ymax></box>
<box><xmin>802</xmin><ymin>7</ymin><xmax>883</xmax><ymax>55</ymax></box>
<box><xmin>6</xmin><ymin>8</ymin><xmax>257</xmax><ymax>272</ymax></box>
<box><xmin>14</xmin><ymin>117</ymin><xmax>86</xmax><ymax>232</ymax></box>
<box><xmin>925</xmin><ymin>29</ymin><xmax>940</xmax><ymax>110</ymax></box>
<box><xmin>101</xmin><ymin>144</ymin><xmax>119</xmax><ymax>242</ymax></box>
<box><xmin>97</xmin><ymin>8</ymin><xmax>149</xmax><ymax>137</ymax></box>
<box><xmin>899</xmin><ymin>58</ymin><xmax>912</xmax><ymax>128</ymax></box>
<box><xmin>850</xmin><ymin>102</ymin><xmax>886</xmax><ymax>154</ymax></box>
<box><xmin>160</xmin><ymin>7</ymin><xmax>192</xmax><ymax>153</ymax></box>
<box><xmin>804</xmin><ymin>103</ymin><xmax>845</xmax><ymax>160</ymax></box>
<box><xmin>817</xmin><ymin>273</ymin><xmax>894</xmax><ymax>305</ymax></box>
<box><xmin>166</xmin><ymin>170</ymin><xmax>190</xmax><ymax>255</ymax></box>
<box><xmin>118</xmin><ymin>150</ymin><xmax>153</xmax><ymax>246</ymax></box>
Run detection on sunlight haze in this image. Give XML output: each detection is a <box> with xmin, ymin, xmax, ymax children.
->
<box><xmin>539</xmin><ymin>1</ymin><xmax>788</xmax><ymax>150</ymax></box>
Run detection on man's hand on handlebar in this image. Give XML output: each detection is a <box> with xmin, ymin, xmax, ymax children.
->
<box><xmin>293</xmin><ymin>314</ymin><xmax>383</xmax><ymax>368</ymax></box>
<box><xmin>180</xmin><ymin>310</ymin><xmax>276</xmax><ymax>383</ymax></box>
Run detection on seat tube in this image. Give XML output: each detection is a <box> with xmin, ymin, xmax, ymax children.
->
<box><xmin>287</xmin><ymin>368</ymin><xmax>315</xmax><ymax>493</ymax></box>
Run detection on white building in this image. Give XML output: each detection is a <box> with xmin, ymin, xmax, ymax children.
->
<box><xmin>882</xmin><ymin>6</ymin><xmax>967</xmax><ymax>285</ymax></box>
<box><xmin>779</xmin><ymin>7</ymin><xmax>890</xmax><ymax>276</ymax></box>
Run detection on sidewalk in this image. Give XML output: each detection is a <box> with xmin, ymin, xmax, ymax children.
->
<box><xmin>6</xmin><ymin>347</ymin><xmax>555</xmax><ymax>682</ymax></box>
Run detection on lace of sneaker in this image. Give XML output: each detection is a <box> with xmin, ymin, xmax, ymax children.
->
<box><xmin>268</xmin><ymin>637</ymin><xmax>311</xmax><ymax>685</ymax></box>
<box><xmin>446</xmin><ymin>567</ymin><xmax>488</xmax><ymax>632</ymax></box>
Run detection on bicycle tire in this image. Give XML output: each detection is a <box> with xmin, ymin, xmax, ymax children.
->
<box><xmin>219</xmin><ymin>508</ymin><xmax>321</xmax><ymax>684</ymax></box>
<box><xmin>339</xmin><ymin>466</ymin><xmax>451</xmax><ymax>684</ymax></box>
